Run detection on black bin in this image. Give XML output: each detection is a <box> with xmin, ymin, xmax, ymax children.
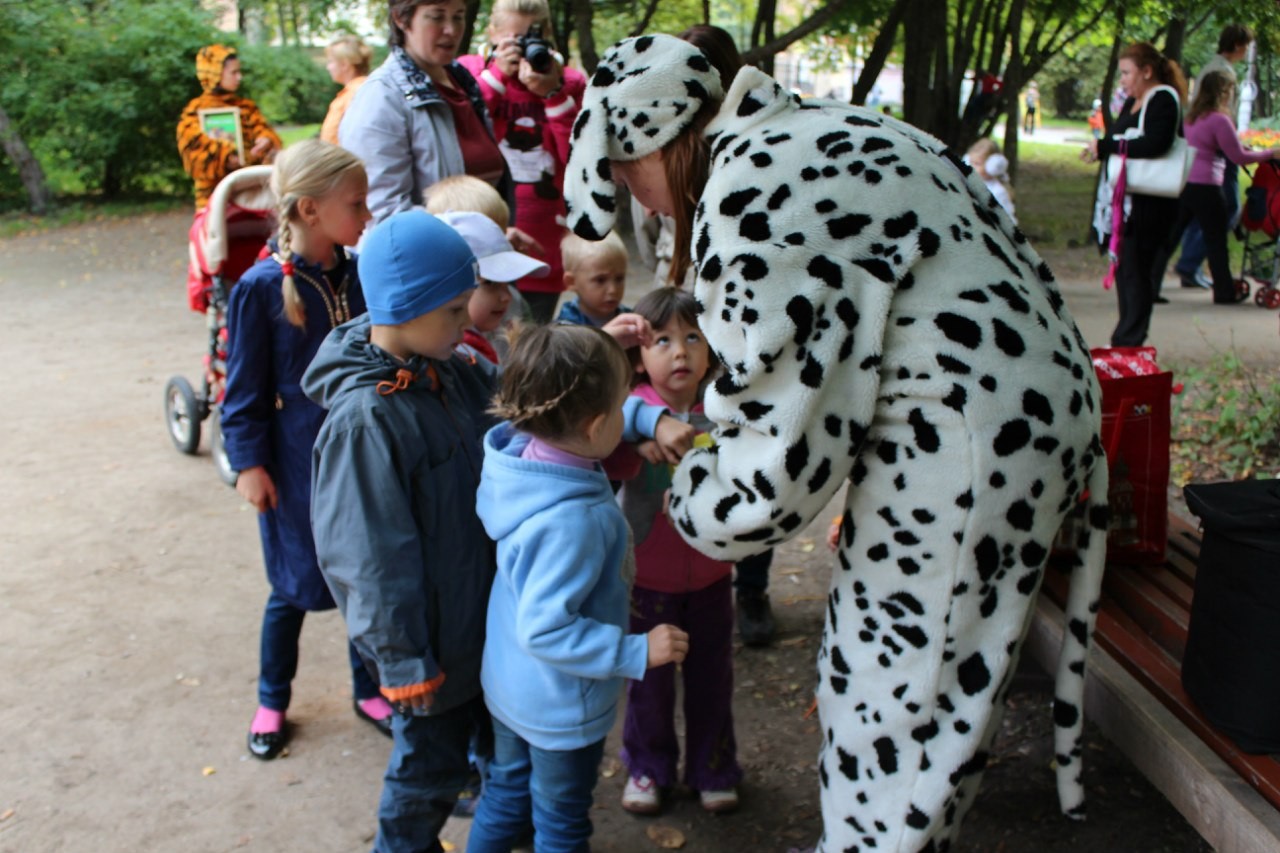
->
<box><xmin>1181</xmin><ymin>479</ymin><xmax>1280</xmax><ymax>754</ymax></box>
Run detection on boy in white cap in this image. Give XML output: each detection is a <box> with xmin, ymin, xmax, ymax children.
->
<box><xmin>437</xmin><ymin>210</ymin><xmax>550</xmax><ymax>366</ymax></box>
<box><xmin>304</xmin><ymin>209</ymin><xmax>499</xmax><ymax>853</ymax></box>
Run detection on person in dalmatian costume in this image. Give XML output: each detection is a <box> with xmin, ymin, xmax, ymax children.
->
<box><xmin>565</xmin><ymin>35</ymin><xmax>1110</xmax><ymax>853</ymax></box>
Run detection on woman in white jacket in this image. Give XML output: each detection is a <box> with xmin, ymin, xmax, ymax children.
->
<box><xmin>566</xmin><ymin>35</ymin><xmax>1109</xmax><ymax>853</ymax></box>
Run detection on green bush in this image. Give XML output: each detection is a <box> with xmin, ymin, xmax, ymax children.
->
<box><xmin>239</xmin><ymin>44</ymin><xmax>337</xmax><ymax>126</ymax></box>
<box><xmin>0</xmin><ymin>0</ymin><xmax>219</xmax><ymax>203</ymax></box>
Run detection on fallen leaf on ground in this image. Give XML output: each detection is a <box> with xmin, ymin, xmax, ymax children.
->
<box><xmin>600</xmin><ymin>757</ymin><xmax>621</xmax><ymax>778</ymax></box>
<box><xmin>0</xmin><ymin>808</ymin><xmax>14</xmax><ymax>821</ymax></box>
<box><xmin>646</xmin><ymin>825</ymin><xmax>686</xmax><ymax>848</ymax></box>
<box><xmin>441</xmin><ymin>841</ymin><xmax>456</xmax><ymax>851</ymax></box>
<box><xmin>202</xmin><ymin>766</ymin><xmax>216</xmax><ymax>776</ymax></box>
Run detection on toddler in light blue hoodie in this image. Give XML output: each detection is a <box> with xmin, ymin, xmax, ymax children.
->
<box><xmin>470</xmin><ymin>324</ymin><xmax>689</xmax><ymax>852</ymax></box>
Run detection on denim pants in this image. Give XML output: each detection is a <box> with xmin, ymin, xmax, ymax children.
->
<box><xmin>621</xmin><ymin>577</ymin><xmax>742</xmax><ymax>790</ymax></box>
<box><xmin>1176</xmin><ymin>162</ymin><xmax>1239</xmax><ymax>276</ymax></box>
<box><xmin>375</xmin><ymin>695</ymin><xmax>486</xmax><ymax>853</ymax></box>
<box><xmin>467</xmin><ymin>718</ymin><xmax>605</xmax><ymax>853</ymax></box>
<box><xmin>258</xmin><ymin>589</ymin><xmax>379</xmax><ymax>710</ymax></box>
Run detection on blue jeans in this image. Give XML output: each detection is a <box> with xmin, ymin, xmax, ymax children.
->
<box><xmin>376</xmin><ymin>696</ymin><xmax>486</xmax><ymax>853</ymax></box>
<box><xmin>1177</xmin><ymin>162</ymin><xmax>1239</xmax><ymax>277</ymax></box>
<box><xmin>259</xmin><ymin>590</ymin><xmax>379</xmax><ymax>710</ymax></box>
<box><xmin>467</xmin><ymin>718</ymin><xmax>605</xmax><ymax>853</ymax></box>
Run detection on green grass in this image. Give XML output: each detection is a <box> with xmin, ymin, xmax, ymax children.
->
<box><xmin>1015</xmin><ymin>141</ymin><xmax>1098</xmax><ymax>250</ymax></box>
<box><xmin>0</xmin><ymin>196</ymin><xmax>188</xmax><ymax>240</ymax></box>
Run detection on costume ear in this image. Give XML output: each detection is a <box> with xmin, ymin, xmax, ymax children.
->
<box><xmin>565</xmin><ymin>106</ymin><xmax>619</xmax><ymax>241</ymax></box>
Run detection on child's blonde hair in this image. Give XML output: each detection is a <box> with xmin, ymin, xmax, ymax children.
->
<box><xmin>326</xmin><ymin>35</ymin><xmax>373</xmax><ymax>77</ymax></box>
<box><xmin>489</xmin><ymin>0</ymin><xmax>554</xmax><ymax>38</ymax></box>
<box><xmin>966</xmin><ymin>137</ymin><xmax>998</xmax><ymax>168</ymax></box>
<box><xmin>425</xmin><ymin>175</ymin><xmax>510</xmax><ymax>230</ymax></box>
<box><xmin>272</xmin><ymin>138</ymin><xmax>368</xmax><ymax>328</ymax></box>
<box><xmin>491</xmin><ymin>324</ymin><xmax>630</xmax><ymax>440</ymax></box>
<box><xmin>560</xmin><ymin>230</ymin><xmax>628</xmax><ymax>276</ymax></box>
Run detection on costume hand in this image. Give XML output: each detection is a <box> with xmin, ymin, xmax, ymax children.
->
<box><xmin>653</xmin><ymin>414</ymin><xmax>695</xmax><ymax>465</ymax></box>
<box><xmin>601</xmin><ymin>312</ymin><xmax>653</xmax><ymax>349</ymax></box>
<box><xmin>236</xmin><ymin>466</ymin><xmax>277</xmax><ymax>512</ymax></box>
<box><xmin>646</xmin><ymin>623</ymin><xmax>689</xmax><ymax>668</ymax></box>
<box><xmin>506</xmin><ymin>227</ymin><xmax>544</xmax><ymax>256</ymax></box>
<box><xmin>635</xmin><ymin>440</ymin><xmax>665</xmax><ymax>466</ymax></box>
<box><xmin>251</xmin><ymin>136</ymin><xmax>274</xmax><ymax>158</ymax></box>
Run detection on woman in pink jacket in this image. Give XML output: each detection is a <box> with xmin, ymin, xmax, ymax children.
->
<box><xmin>459</xmin><ymin>0</ymin><xmax>585</xmax><ymax>323</ymax></box>
<box><xmin>1167</xmin><ymin>70</ymin><xmax>1280</xmax><ymax>304</ymax></box>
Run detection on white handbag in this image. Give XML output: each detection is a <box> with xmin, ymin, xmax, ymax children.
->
<box><xmin>1106</xmin><ymin>85</ymin><xmax>1193</xmax><ymax>198</ymax></box>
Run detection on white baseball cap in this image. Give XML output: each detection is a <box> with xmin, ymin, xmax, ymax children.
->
<box><xmin>436</xmin><ymin>210</ymin><xmax>550</xmax><ymax>282</ymax></box>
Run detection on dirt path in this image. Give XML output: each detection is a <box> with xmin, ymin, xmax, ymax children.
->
<box><xmin>0</xmin><ymin>211</ymin><xmax>1238</xmax><ymax>852</ymax></box>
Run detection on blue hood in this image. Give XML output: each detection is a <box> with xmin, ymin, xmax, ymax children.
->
<box><xmin>477</xmin><ymin>424</ymin><xmax>610</xmax><ymax>542</ymax></box>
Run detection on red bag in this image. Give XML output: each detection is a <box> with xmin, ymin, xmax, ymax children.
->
<box><xmin>1091</xmin><ymin>347</ymin><xmax>1173</xmax><ymax>565</ymax></box>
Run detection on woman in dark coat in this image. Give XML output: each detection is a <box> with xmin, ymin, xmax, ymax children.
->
<box><xmin>1085</xmin><ymin>42</ymin><xmax>1188</xmax><ymax>346</ymax></box>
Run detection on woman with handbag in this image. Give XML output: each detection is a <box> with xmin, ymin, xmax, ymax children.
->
<box><xmin>1084</xmin><ymin>42</ymin><xmax>1187</xmax><ymax>346</ymax></box>
<box><xmin>1165</xmin><ymin>71</ymin><xmax>1280</xmax><ymax>304</ymax></box>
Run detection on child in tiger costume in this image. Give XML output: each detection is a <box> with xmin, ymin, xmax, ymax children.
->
<box><xmin>176</xmin><ymin>44</ymin><xmax>281</xmax><ymax>210</ymax></box>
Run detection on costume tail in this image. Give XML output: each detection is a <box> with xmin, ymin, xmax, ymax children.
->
<box><xmin>1053</xmin><ymin>451</ymin><xmax>1109</xmax><ymax>820</ymax></box>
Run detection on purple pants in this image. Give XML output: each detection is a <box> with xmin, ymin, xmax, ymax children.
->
<box><xmin>621</xmin><ymin>576</ymin><xmax>743</xmax><ymax>791</ymax></box>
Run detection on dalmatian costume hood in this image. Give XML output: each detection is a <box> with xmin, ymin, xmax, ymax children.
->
<box><xmin>568</xmin><ymin>35</ymin><xmax>1109</xmax><ymax>853</ymax></box>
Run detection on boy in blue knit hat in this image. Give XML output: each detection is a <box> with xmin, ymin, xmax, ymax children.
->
<box><xmin>304</xmin><ymin>209</ymin><xmax>499</xmax><ymax>853</ymax></box>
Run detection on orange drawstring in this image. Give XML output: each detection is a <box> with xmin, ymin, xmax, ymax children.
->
<box><xmin>375</xmin><ymin>364</ymin><xmax>439</xmax><ymax>396</ymax></box>
<box><xmin>376</xmin><ymin>368</ymin><xmax>416</xmax><ymax>396</ymax></box>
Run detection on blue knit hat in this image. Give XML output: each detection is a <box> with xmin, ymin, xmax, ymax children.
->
<box><xmin>358</xmin><ymin>210</ymin><xmax>479</xmax><ymax>325</ymax></box>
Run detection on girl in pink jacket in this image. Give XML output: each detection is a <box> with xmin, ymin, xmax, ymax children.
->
<box><xmin>616</xmin><ymin>288</ymin><xmax>744</xmax><ymax>817</ymax></box>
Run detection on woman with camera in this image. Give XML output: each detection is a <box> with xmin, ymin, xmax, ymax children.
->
<box><xmin>339</xmin><ymin>0</ymin><xmax>513</xmax><ymax>229</ymax></box>
<box><xmin>459</xmin><ymin>0</ymin><xmax>585</xmax><ymax>323</ymax></box>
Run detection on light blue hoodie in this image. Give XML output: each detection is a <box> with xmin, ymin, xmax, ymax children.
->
<box><xmin>476</xmin><ymin>423</ymin><xmax>649</xmax><ymax>750</ymax></box>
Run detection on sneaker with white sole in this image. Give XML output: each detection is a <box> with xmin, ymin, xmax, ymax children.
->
<box><xmin>699</xmin><ymin>787</ymin><xmax>739</xmax><ymax>813</ymax></box>
<box><xmin>621</xmin><ymin>774</ymin><xmax>661</xmax><ymax>815</ymax></box>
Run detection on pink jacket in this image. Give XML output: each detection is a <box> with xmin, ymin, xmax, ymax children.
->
<box><xmin>618</xmin><ymin>384</ymin><xmax>731</xmax><ymax>594</ymax></box>
<box><xmin>456</xmin><ymin>55</ymin><xmax>586</xmax><ymax>190</ymax></box>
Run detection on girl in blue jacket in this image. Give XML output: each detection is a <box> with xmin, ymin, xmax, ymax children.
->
<box><xmin>470</xmin><ymin>324</ymin><xmax>689</xmax><ymax>853</ymax></box>
<box><xmin>220</xmin><ymin>139</ymin><xmax>389</xmax><ymax>760</ymax></box>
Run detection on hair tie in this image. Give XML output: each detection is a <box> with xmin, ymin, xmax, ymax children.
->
<box><xmin>280</xmin><ymin>261</ymin><xmax>295</xmax><ymax>276</ymax></box>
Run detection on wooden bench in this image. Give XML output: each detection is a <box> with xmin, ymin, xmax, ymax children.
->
<box><xmin>1027</xmin><ymin>513</ymin><xmax>1280</xmax><ymax>853</ymax></box>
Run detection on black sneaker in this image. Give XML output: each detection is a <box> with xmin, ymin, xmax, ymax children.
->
<box><xmin>736</xmin><ymin>589</ymin><xmax>776</xmax><ymax>647</ymax></box>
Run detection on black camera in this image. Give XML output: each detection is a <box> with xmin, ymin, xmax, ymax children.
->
<box><xmin>516</xmin><ymin>25</ymin><xmax>554</xmax><ymax>74</ymax></box>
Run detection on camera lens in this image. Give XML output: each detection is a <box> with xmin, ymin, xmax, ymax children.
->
<box><xmin>524</xmin><ymin>41</ymin><xmax>552</xmax><ymax>73</ymax></box>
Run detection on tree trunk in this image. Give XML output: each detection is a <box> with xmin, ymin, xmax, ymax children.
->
<box><xmin>1000</xmin><ymin>0</ymin><xmax>1025</xmax><ymax>182</ymax></box>
<box><xmin>463</xmin><ymin>0</ymin><xmax>481</xmax><ymax>58</ymax></box>
<box><xmin>1099</xmin><ymin>5</ymin><xmax>1125</xmax><ymax>134</ymax></box>
<box><xmin>902</xmin><ymin>0</ymin><xmax>944</xmax><ymax>132</ymax></box>
<box><xmin>851</xmin><ymin>0</ymin><xmax>910</xmax><ymax>105</ymax></box>
<box><xmin>752</xmin><ymin>0</ymin><xmax>778</xmax><ymax>76</ymax></box>
<box><xmin>0</xmin><ymin>104</ymin><xmax>52</xmax><ymax>215</ymax></box>
<box><xmin>1163</xmin><ymin>16</ymin><xmax>1186</xmax><ymax>65</ymax></box>
<box><xmin>570</xmin><ymin>0</ymin><xmax>598</xmax><ymax>73</ymax></box>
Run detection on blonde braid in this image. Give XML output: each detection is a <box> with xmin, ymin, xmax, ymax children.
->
<box><xmin>277</xmin><ymin>214</ymin><xmax>307</xmax><ymax>329</ymax></box>
<box><xmin>490</xmin><ymin>372</ymin><xmax>584</xmax><ymax>427</ymax></box>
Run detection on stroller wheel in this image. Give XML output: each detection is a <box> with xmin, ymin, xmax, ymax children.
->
<box><xmin>1263</xmin><ymin>287</ymin><xmax>1280</xmax><ymax>310</ymax></box>
<box><xmin>1236</xmin><ymin>278</ymin><xmax>1252</xmax><ymax>301</ymax></box>
<box><xmin>209</xmin><ymin>416</ymin><xmax>239</xmax><ymax>487</ymax></box>
<box><xmin>164</xmin><ymin>376</ymin><xmax>202</xmax><ymax>455</ymax></box>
